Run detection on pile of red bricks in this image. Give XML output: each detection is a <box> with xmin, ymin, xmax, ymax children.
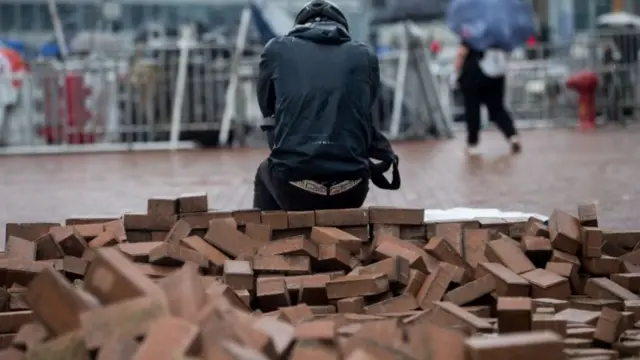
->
<box><xmin>1</xmin><ymin>194</ymin><xmax>640</xmax><ymax>359</ymax></box>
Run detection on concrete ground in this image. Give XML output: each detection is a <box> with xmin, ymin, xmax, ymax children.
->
<box><xmin>2</xmin><ymin>127</ymin><xmax>639</xmax><ymax>241</ymax></box>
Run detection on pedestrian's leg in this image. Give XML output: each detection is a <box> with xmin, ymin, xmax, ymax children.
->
<box><xmin>462</xmin><ymin>89</ymin><xmax>482</xmax><ymax>154</ymax></box>
<box><xmin>252</xmin><ymin>160</ymin><xmax>282</xmax><ymax>210</ymax></box>
<box><xmin>484</xmin><ymin>77</ymin><xmax>521</xmax><ymax>153</ymax></box>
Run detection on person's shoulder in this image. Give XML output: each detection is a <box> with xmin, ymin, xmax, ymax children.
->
<box><xmin>346</xmin><ymin>39</ymin><xmax>374</xmax><ymax>53</ymax></box>
<box><xmin>344</xmin><ymin>40</ymin><xmax>377</xmax><ymax>61</ymax></box>
<box><xmin>263</xmin><ymin>36</ymin><xmax>288</xmax><ymax>51</ymax></box>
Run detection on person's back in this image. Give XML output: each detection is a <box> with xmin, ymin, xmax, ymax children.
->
<box><xmin>253</xmin><ymin>0</ymin><xmax>399</xmax><ymax>211</ymax></box>
<box><xmin>260</xmin><ymin>17</ymin><xmax>375</xmax><ymax>179</ymax></box>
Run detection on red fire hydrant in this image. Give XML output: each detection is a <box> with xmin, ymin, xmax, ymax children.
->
<box><xmin>566</xmin><ymin>71</ymin><xmax>599</xmax><ymax>131</ymax></box>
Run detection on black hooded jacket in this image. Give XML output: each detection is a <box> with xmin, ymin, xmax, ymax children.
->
<box><xmin>257</xmin><ymin>22</ymin><xmax>399</xmax><ymax>188</ymax></box>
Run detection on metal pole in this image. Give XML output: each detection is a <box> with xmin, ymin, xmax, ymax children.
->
<box><xmin>388</xmin><ymin>24</ymin><xmax>409</xmax><ymax>139</ymax></box>
<box><xmin>588</xmin><ymin>0</ymin><xmax>597</xmax><ymax>68</ymax></box>
<box><xmin>169</xmin><ymin>25</ymin><xmax>194</xmax><ymax>150</ymax></box>
<box><xmin>47</xmin><ymin>0</ymin><xmax>69</xmax><ymax>61</ymax></box>
<box><xmin>218</xmin><ymin>7</ymin><xmax>252</xmax><ymax>146</ymax></box>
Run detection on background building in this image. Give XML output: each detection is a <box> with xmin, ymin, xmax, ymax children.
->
<box><xmin>0</xmin><ymin>0</ymin><xmax>368</xmax><ymax>45</ymax></box>
<box><xmin>1</xmin><ymin>0</ymin><xmax>638</xmax><ymax>48</ymax></box>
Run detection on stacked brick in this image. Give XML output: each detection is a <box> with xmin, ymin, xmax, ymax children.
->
<box><xmin>0</xmin><ymin>196</ymin><xmax>639</xmax><ymax>359</ymax></box>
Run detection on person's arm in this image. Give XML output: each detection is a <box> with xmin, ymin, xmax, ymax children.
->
<box><xmin>367</xmin><ymin>50</ymin><xmax>395</xmax><ymax>162</ymax></box>
<box><xmin>453</xmin><ymin>44</ymin><xmax>469</xmax><ymax>73</ymax></box>
<box><xmin>257</xmin><ymin>39</ymin><xmax>277</xmax><ymax>148</ymax></box>
<box><xmin>367</xmin><ymin>50</ymin><xmax>400</xmax><ymax>190</ymax></box>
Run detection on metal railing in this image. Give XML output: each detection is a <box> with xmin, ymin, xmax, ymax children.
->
<box><xmin>0</xmin><ymin>43</ymin><xmax>267</xmax><ymax>153</ymax></box>
<box><xmin>2</xmin><ymin>27</ymin><xmax>640</xmax><ymax>154</ymax></box>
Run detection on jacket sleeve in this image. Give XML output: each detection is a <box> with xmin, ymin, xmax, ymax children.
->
<box><xmin>257</xmin><ymin>39</ymin><xmax>277</xmax><ymax>128</ymax></box>
<box><xmin>366</xmin><ymin>50</ymin><xmax>400</xmax><ymax>190</ymax></box>
<box><xmin>367</xmin><ymin>50</ymin><xmax>396</xmax><ymax>164</ymax></box>
<box><xmin>257</xmin><ymin>39</ymin><xmax>277</xmax><ymax>149</ymax></box>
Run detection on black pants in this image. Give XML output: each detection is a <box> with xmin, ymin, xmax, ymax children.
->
<box><xmin>461</xmin><ymin>74</ymin><xmax>517</xmax><ymax>146</ymax></box>
<box><xmin>253</xmin><ymin>160</ymin><xmax>369</xmax><ymax>211</ymax></box>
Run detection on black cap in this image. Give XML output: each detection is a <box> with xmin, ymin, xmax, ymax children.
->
<box><xmin>294</xmin><ymin>0</ymin><xmax>349</xmax><ymax>31</ymax></box>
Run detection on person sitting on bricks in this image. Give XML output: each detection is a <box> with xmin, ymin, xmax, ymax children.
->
<box><xmin>254</xmin><ymin>0</ymin><xmax>400</xmax><ymax>211</ymax></box>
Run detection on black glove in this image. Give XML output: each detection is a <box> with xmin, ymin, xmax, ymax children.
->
<box><xmin>370</xmin><ymin>158</ymin><xmax>391</xmax><ymax>174</ymax></box>
<box><xmin>369</xmin><ymin>155</ymin><xmax>400</xmax><ymax>190</ymax></box>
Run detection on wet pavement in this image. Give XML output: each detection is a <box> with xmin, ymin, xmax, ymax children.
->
<box><xmin>2</xmin><ymin>127</ymin><xmax>640</xmax><ymax>241</ymax></box>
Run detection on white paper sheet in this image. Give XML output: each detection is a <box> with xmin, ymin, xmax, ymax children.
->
<box><xmin>424</xmin><ymin>208</ymin><xmax>548</xmax><ymax>222</ymax></box>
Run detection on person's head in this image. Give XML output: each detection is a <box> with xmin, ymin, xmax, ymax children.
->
<box><xmin>294</xmin><ymin>0</ymin><xmax>349</xmax><ymax>32</ymax></box>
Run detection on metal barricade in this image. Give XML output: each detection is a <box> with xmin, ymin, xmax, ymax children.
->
<box><xmin>0</xmin><ymin>42</ymin><xmax>266</xmax><ymax>154</ymax></box>
<box><xmin>120</xmin><ymin>43</ymin><xmax>263</xmax><ymax>146</ymax></box>
<box><xmin>508</xmin><ymin>32</ymin><xmax>640</xmax><ymax>127</ymax></box>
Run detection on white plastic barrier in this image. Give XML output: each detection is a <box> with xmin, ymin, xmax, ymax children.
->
<box><xmin>423</xmin><ymin>207</ymin><xmax>548</xmax><ymax>223</ymax></box>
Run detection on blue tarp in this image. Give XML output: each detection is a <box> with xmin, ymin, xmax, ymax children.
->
<box><xmin>0</xmin><ymin>39</ymin><xmax>26</xmax><ymax>54</ymax></box>
<box><xmin>39</xmin><ymin>41</ymin><xmax>63</xmax><ymax>58</ymax></box>
<box><xmin>250</xmin><ymin>2</ymin><xmax>276</xmax><ymax>44</ymax></box>
<box><xmin>447</xmin><ymin>0</ymin><xmax>536</xmax><ymax>51</ymax></box>
<box><xmin>249</xmin><ymin>0</ymin><xmax>294</xmax><ymax>44</ymax></box>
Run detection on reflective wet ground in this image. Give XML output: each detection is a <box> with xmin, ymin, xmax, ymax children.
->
<box><xmin>2</xmin><ymin>127</ymin><xmax>639</xmax><ymax>242</ymax></box>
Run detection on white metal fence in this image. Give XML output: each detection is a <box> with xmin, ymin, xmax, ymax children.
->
<box><xmin>0</xmin><ymin>43</ymin><xmax>269</xmax><ymax>153</ymax></box>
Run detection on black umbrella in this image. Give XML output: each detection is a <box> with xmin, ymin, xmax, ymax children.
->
<box><xmin>371</xmin><ymin>0</ymin><xmax>448</xmax><ymax>25</ymax></box>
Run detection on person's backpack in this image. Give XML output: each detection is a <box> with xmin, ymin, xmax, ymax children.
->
<box><xmin>479</xmin><ymin>49</ymin><xmax>507</xmax><ymax>78</ymax></box>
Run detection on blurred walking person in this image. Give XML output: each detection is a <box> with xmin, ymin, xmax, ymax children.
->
<box><xmin>447</xmin><ymin>0</ymin><xmax>536</xmax><ymax>155</ymax></box>
<box><xmin>454</xmin><ymin>43</ymin><xmax>521</xmax><ymax>155</ymax></box>
<box><xmin>253</xmin><ymin>0</ymin><xmax>400</xmax><ymax>211</ymax></box>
